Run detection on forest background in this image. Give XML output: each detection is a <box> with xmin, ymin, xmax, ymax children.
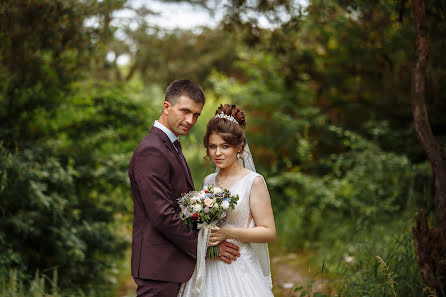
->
<box><xmin>1</xmin><ymin>0</ymin><xmax>445</xmax><ymax>296</ymax></box>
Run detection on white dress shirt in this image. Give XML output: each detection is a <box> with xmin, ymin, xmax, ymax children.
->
<box><xmin>154</xmin><ymin>120</ymin><xmax>179</xmax><ymax>152</ymax></box>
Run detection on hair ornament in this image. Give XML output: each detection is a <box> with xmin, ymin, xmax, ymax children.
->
<box><xmin>213</xmin><ymin>112</ymin><xmax>239</xmax><ymax>125</ymax></box>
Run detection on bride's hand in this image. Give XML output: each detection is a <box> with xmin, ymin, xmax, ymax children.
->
<box><xmin>208</xmin><ymin>226</ymin><xmax>231</xmax><ymax>246</ymax></box>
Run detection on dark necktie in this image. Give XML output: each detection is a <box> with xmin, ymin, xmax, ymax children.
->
<box><xmin>173</xmin><ymin>140</ymin><xmax>192</xmax><ymax>180</ymax></box>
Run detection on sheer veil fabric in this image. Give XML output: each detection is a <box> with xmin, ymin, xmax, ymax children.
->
<box><xmin>238</xmin><ymin>143</ymin><xmax>272</xmax><ymax>288</ymax></box>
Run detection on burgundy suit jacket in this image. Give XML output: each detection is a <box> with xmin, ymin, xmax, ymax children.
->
<box><xmin>128</xmin><ymin>126</ymin><xmax>198</xmax><ymax>283</ymax></box>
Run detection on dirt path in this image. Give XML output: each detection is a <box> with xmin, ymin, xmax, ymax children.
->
<box><xmin>117</xmin><ymin>252</ymin><xmax>326</xmax><ymax>297</ymax></box>
<box><xmin>271</xmin><ymin>253</ymin><xmax>327</xmax><ymax>297</ymax></box>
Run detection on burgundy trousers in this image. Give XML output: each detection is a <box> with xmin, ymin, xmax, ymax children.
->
<box><xmin>133</xmin><ymin>277</ymin><xmax>182</xmax><ymax>297</ymax></box>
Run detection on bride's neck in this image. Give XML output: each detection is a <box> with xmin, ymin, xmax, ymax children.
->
<box><xmin>217</xmin><ymin>162</ymin><xmax>243</xmax><ymax>178</ymax></box>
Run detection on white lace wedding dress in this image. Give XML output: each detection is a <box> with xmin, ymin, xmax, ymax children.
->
<box><xmin>177</xmin><ymin>171</ymin><xmax>274</xmax><ymax>297</ymax></box>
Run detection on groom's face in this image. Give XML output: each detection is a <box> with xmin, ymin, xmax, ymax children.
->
<box><xmin>164</xmin><ymin>95</ymin><xmax>204</xmax><ymax>136</ymax></box>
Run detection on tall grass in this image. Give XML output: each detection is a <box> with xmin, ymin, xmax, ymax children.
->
<box><xmin>0</xmin><ymin>269</ymin><xmax>117</xmax><ymax>297</ymax></box>
<box><xmin>1</xmin><ymin>270</ymin><xmax>62</xmax><ymax>297</ymax></box>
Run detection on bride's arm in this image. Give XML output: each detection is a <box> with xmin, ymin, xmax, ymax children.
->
<box><xmin>209</xmin><ymin>176</ymin><xmax>276</xmax><ymax>245</ymax></box>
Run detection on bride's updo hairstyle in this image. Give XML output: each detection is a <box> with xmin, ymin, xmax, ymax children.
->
<box><xmin>203</xmin><ymin>104</ymin><xmax>247</xmax><ymax>155</ymax></box>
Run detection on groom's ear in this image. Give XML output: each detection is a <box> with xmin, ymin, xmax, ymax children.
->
<box><xmin>162</xmin><ymin>101</ymin><xmax>171</xmax><ymax>115</ymax></box>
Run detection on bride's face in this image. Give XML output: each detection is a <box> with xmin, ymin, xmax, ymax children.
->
<box><xmin>207</xmin><ymin>133</ymin><xmax>239</xmax><ymax>169</ymax></box>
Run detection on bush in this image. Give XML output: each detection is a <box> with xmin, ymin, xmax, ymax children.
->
<box><xmin>0</xmin><ymin>80</ymin><xmax>155</xmax><ymax>290</ymax></box>
<box><xmin>269</xmin><ymin>126</ymin><xmax>431</xmax><ymax>250</ymax></box>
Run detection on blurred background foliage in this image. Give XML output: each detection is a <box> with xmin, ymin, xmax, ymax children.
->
<box><xmin>1</xmin><ymin>0</ymin><xmax>445</xmax><ymax>296</ymax></box>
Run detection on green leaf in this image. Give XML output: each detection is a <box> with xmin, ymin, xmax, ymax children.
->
<box><xmin>294</xmin><ymin>286</ymin><xmax>304</xmax><ymax>292</ymax></box>
<box><xmin>307</xmin><ymin>280</ymin><xmax>315</xmax><ymax>288</ymax></box>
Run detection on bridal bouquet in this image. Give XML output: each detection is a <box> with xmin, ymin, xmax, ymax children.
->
<box><xmin>178</xmin><ymin>186</ymin><xmax>239</xmax><ymax>257</ymax></box>
<box><xmin>178</xmin><ymin>186</ymin><xmax>239</xmax><ymax>228</ymax></box>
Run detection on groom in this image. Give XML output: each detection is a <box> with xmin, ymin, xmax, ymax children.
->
<box><xmin>128</xmin><ymin>80</ymin><xmax>240</xmax><ymax>297</ymax></box>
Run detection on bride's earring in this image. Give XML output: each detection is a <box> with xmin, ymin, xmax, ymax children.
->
<box><xmin>237</xmin><ymin>151</ymin><xmax>241</xmax><ymax>158</ymax></box>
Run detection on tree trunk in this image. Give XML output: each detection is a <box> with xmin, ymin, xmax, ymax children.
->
<box><xmin>125</xmin><ymin>58</ymin><xmax>139</xmax><ymax>82</ymax></box>
<box><xmin>411</xmin><ymin>0</ymin><xmax>446</xmax><ymax>295</ymax></box>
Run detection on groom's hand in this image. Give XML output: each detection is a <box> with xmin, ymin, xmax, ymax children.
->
<box><xmin>218</xmin><ymin>240</ymin><xmax>240</xmax><ymax>264</ymax></box>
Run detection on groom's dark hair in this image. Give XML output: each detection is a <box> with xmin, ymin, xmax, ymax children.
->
<box><xmin>165</xmin><ymin>79</ymin><xmax>206</xmax><ymax>105</ymax></box>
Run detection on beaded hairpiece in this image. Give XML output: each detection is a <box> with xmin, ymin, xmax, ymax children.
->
<box><xmin>213</xmin><ymin>112</ymin><xmax>239</xmax><ymax>124</ymax></box>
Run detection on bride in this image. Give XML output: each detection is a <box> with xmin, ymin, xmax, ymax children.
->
<box><xmin>178</xmin><ymin>104</ymin><xmax>276</xmax><ymax>297</ymax></box>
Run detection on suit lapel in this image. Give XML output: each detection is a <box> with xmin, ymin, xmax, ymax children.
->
<box><xmin>151</xmin><ymin>127</ymin><xmax>194</xmax><ymax>189</ymax></box>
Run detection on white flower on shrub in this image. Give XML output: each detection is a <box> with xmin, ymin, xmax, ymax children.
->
<box><xmin>344</xmin><ymin>255</ymin><xmax>355</xmax><ymax>264</ymax></box>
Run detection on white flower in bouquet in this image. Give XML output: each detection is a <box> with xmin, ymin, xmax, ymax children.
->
<box><xmin>221</xmin><ymin>200</ymin><xmax>230</xmax><ymax>210</ymax></box>
<box><xmin>212</xmin><ymin>187</ymin><xmax>223</xmax><ymax>194</ymax></box>
<box><xmin>193</xmin><ymin>204</ymin><xmax>203</xmax><ymax>212</ymax></box>
<box><xmin>191</xmin><ymin>196</ymin><xmax>201</xmax><ymax>202</ymax></box>
<box><xmin>198</xmin><ymin>190</ymin><xmax>207</xmax><ymax>199</ymax></box>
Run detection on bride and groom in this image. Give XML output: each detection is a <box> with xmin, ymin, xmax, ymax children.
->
<box><xmin>128</xmin><ymin>80</ymin><xmax>276</xmax><ymax>297</ymax></box>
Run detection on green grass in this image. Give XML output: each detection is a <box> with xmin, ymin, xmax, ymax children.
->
<box><xmin>1</xmin><ymin>270</ymin><xmax>62</xmax><ymax>297</ymax></box>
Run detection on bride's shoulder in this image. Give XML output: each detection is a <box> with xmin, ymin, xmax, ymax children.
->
<box><xmin>248</xmin><ymin>172</ymin><xmax>266</xmax><ymax>186</ymax></box>
<box><xmin>242</xmin><ymin>170</ymin><xmax>265</xmax><ymax>187</ymax></box>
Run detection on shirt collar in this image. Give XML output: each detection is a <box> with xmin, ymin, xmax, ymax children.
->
<box><xmin>154</xmin><ymin>120</ymin><xmax>179</xmax><ymax>145</ymax></box>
